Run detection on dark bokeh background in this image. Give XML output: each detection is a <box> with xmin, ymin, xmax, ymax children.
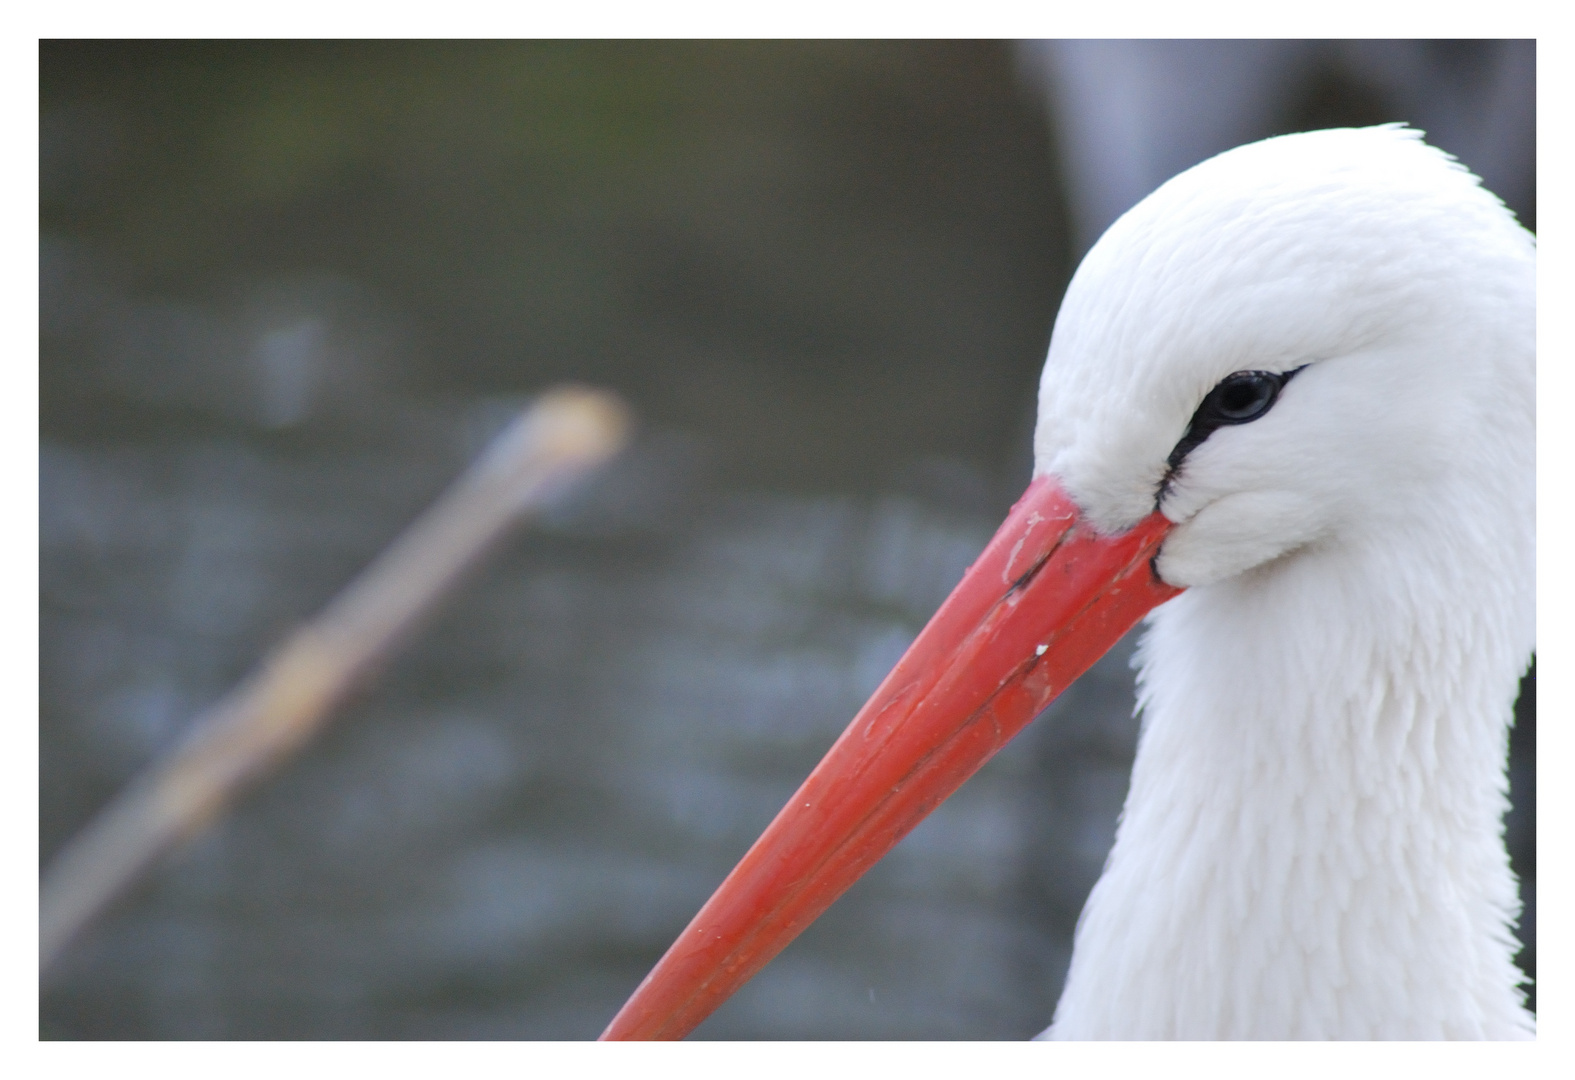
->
<box><xmin>39</xmin><ymin>40</ymin><xmax>1535</xmax><ymax>1039</ymax></box>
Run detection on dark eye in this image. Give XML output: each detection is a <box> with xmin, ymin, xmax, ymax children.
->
<box><xmin>1205</xmin><ymin>371</ymin><xmax>1282</xmax><ymax>423</ymax></box>
<box><xmin>1157</xmin><ymin>366</ymin><xmax>1305</xmax><ymax>503</ymax></box>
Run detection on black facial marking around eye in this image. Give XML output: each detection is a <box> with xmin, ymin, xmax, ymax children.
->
<box><xmin>1155</xmin><ymin>365</ymin><xmax>1306</xmax><ymax>505</ymax></box>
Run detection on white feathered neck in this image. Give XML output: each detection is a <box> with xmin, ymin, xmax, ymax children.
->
<box><xmin>1047</xmin><ymin>525</ymin><xmax>1533</xmax><ymax>1038</ymax></box>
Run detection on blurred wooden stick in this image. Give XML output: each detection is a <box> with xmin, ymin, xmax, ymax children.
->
<box><xmin>40</xmin><ymin>385</ymin><xmax>632</xmax><ymax>976</ymax></box>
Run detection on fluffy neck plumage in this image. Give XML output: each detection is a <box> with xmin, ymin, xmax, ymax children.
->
<box><xmin>1044</xmin><ymin>522</ymin><xmax>1533</xmax><ymax>1040</ymax></box>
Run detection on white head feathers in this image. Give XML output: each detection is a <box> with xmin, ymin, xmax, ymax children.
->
<box><xmin>1034</xmin><ymin>125</ymin><xmax>1532</xmax><ymax>588</ymax></box>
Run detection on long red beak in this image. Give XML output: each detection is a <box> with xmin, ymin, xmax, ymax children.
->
<box><xmin>600</xmin><ymin>476</ymin><xmax>1180</xmax><ymax>1040</ymax></box>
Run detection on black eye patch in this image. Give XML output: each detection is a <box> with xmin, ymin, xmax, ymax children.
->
<box><xmin>1155</xmin><ymin>366</ymin><xmax>1305</xmax><ymax>505</ymax></box>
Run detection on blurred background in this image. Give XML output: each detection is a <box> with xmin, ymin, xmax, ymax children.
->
<box><xmin>39</xmin><ymin>40</ymin><xmax>1535</xmax><ymax>1039</ymax></box>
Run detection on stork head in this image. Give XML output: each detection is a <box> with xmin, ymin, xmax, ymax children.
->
<box><xmin>601</xmin><ymin>126</ymin><xmax>1535</xmax><ymax>1039</ymax></box>
<box><xmin>1037</xmin><ymin>125</ymin><xmax>1534</xmax><ymax>588</ymax></box>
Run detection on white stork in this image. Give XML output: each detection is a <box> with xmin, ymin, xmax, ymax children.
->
<box><xmin>601</xmin><ymin>125</ymin><xmax>1535</xmax><ymax>1040</ymax></box>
